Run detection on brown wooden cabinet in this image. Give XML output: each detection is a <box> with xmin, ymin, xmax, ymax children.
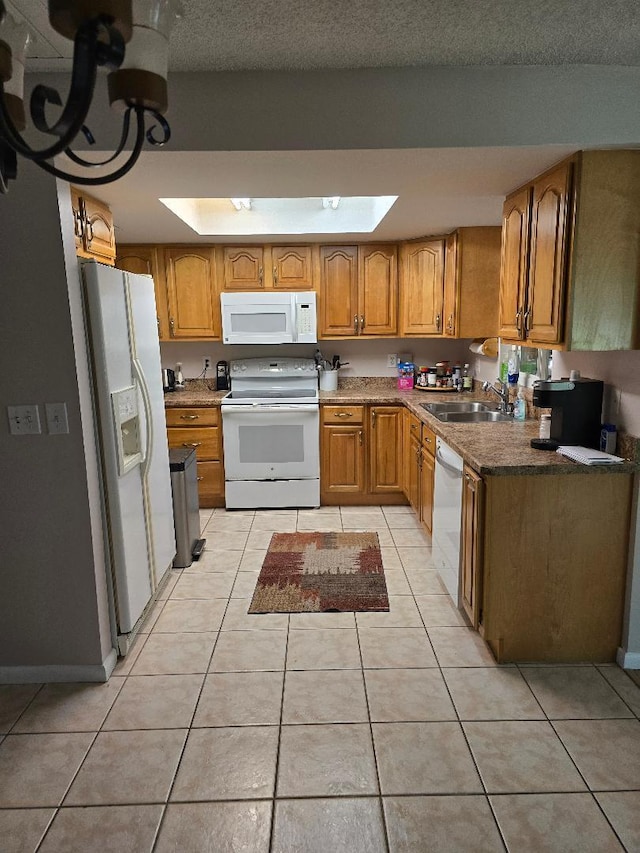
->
<box><xmin>498</xmin><ymin>186</ymin><xmax>532</xmax><ymax>341</ymax></box>
<box><xmin>319</xmin><ymin>244</ymin><xmax>397</xmax><ymax>337</ymax></box>
<box><xmin>460</xmin><ymin>465</ymin><xmax>484</xmax><ymax>629</ymax></box>
<box><xmin>499</xmin><ymin>161</ymin><xmax>572</xmax><ymax>347</ymax></box>
<box><xmin>478</xmin><ymin>470</ymin><xmax>633</xmax><ymax>662</ymax></box>
<box><xmin>321</xmin><ymin>405</ymin><xmax>406</xmax><ymax>505</ymax></box>
<box><xmin>222</xmin><ymin>246</ymin><xmax>265</xmax><ymax>290</ymax></box>
<box><xmin>443</xmin><ymin>227</ymin><xmax>502</xmax><ymax>338</ymax></box>
<box><xmin>71</xmin><ymin>187</ymin><xmax>116</xmax><ymax>265</ymax></box>
<box><xmin>319</xmin><ymin>246</ymin><xmax>359</xmax><ymax>336</ymax></box>
<box><xmin>402</xmin><ymin>410</ymin><xmax>435</xmax><ymax>535</ymax></box>
<box><xmin>320</xmin><ymin>405</ymin><xmax>365</xmax><ymax>499</ymax></box>
<box><xmin>369</xmin><ymin>406</ymin><xmax>404</xmax><ymax>494</ymax></box>
<box><xmin>499</xmin><ymin>150</ymin><xmax>640</xmax><ymax>350</ymax></box>
<box><xmin>399</xmin><ymin>238</ymin><xmax>445</xmax><ymax>336</ymax></box>
<box><xmin>271</xmin><ymin>245</ymin><xmax>314</xmax><ymax>289</ymax></box>
<box><xmin>165</xmin><ymin>407</ymin><xmax>224</xmax><ymax>507</ymax></box>
<box><xmin>116</xmin><ymin>245</ymin><xmax>170</xmax><ymax>340</ymax></box>
<box><xmin>527</xmin><ymin>162</ymin><xmax>573</xmax><ymax>344</ymax></box>
<box><xmin>419</xmin><ymin>430</ymin><xmax>435</xmax><ymax>535</ymax></box>
<box><xmin>164</xmin><ymin>247</ymin><xmax>219</xmax><ymax>339</ymax></box>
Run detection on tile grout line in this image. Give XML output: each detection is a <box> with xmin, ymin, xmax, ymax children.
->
<box><xmin>268</xmin><ymin>610</ymin><xmax>291</xmax><ymax>853</ymax></box>
<box><xmin>354</xmin><ymin>614</ymin><xmax>391</xmax><ymax>853</ymax></box>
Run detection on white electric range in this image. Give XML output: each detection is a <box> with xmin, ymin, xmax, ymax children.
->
<box><xmin>221</xmin><ymin>357</ymin><xmax>320</xmax><ymax>509</ymax></box>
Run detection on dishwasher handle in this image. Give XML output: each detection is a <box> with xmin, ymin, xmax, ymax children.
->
<box><xmin>435</xmin><ymin>447</ymin><xmax>464</xmax><ymax>477</ymax></box>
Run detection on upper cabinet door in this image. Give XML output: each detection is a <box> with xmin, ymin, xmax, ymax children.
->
<box><xmin>498</xmin><ymin>187</ymin><xmax>531</xmax><ymax>340</ymax></box>
<box><xmin>358</xmin><ymin>244</ymin><xmax>397</xmax><ymax>336</ymax></box>
<box><xmin>82</xmin><ymin>193</ymin><xmax>116</xmax><ymax>265</ymax></box>
<box><xmin>116</xmin><ymin>246</ymin><xmax>169</xmax><ymax>341</ymax></box>
<box><xmin>443</xmin><ymin>232</ymin><xmax>459</xmax><ymax>337</ymax></box>
<box><xmin>165</xmin><ymin>247</ymin><xmax>219</xmax><ymax>338</ymax></box>
<box><xmin>399</xmin><ymin>239</ymin><xmax>445</xmax><ymax>336</ymax></box>
<box><xmin>319</xmin><ymin>245</ymin><xmax>359</xmax><ymax>337</ymax></box>
<box><xmin>271</xmin><ymin>245</ymin><xmax>314</xmax><ymax>289</ymax></box>
<box><xmin>527</xmin><ymin>162</ymin><xmax>572</xmax><ymax>345</ymax></box>
<box><xmin>223</xmin><ymin>247</ymin><xmax>265</xmax><ymax>290</ymax></box>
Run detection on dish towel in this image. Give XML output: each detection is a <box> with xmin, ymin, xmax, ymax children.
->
<box><xmin>556</xmin><ymin>446</ymin><xmax>625</xmax><ymax>465</ymax></box>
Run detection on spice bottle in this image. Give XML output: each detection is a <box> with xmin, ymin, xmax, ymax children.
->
<box><xmin>462</xmin><ymin>363</ymin><xmax>472</xmax><ymax>392</ymax></box>
<box><xmin>539</xmin><ymin>413</ymin><xmax>551</xmax><ymax>439</ymax></box>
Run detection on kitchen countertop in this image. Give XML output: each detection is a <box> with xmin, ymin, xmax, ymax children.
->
<box><xmin>164</xmin><ymin>383</ymin><xmax>638</xmax><ymax>477</ymax></box>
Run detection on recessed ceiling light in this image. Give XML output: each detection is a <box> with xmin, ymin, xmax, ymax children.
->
<box><xmin>158</xmin><ymin>196</ymin><xmax>398</xmax><ymax>235</ymax></box>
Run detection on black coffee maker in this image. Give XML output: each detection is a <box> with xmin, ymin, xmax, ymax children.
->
<box><xmin>532</xmin><ymin>377</ymin><xmax>603</xmax><ymax>448</ymax></box>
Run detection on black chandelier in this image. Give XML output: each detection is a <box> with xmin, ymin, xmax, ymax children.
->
<box><xmin>0</xmin><ymin>0</ymin><xmax>181</xmax><ymax>193</ymax></box>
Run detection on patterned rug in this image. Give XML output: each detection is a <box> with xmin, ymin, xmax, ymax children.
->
<box><xmin>248</xmin><ymin>532</ymin><xmax>389</xmax><ymax>613</ymax></box>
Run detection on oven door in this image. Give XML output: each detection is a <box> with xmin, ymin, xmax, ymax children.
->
<box><xmin>222</xmin><ymin>404</ymin><xmax>319</xmax><ymax>480</ymax></box>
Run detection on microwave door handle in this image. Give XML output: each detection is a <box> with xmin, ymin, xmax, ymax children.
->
<box><xmin>292</xmin><ymin>293</ymin><xmax>298</xmax><ymax>343</ymax></box>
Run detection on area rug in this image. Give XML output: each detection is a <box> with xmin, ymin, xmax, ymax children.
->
<box><xmin>248</xmin><ymin>532</ymin><xmax>389</xmax><ymax>614</ymax></box>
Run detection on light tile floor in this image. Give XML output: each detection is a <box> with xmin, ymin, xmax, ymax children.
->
<box><xmin>1</xmin><ymin>505</ymin><xmax>640</xmax><ymax>851</ymax></box>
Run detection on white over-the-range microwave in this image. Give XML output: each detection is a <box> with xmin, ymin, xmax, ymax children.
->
<box><xmin>220</xmin><ymin>291</ymin><xmax>317</xmax><ymax>345</ymax></box>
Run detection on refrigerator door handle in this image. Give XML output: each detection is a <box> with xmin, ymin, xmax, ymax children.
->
<box><xmin>131</xmin><ymin>358</ymin><xmax>153</xmax><ymax>473</ymax></box>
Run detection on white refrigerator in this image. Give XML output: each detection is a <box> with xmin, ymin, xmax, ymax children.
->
<box><xmin>82</xmin><ymin>260</ymin><xmax>176</xmax><ymax>654</ymax></box>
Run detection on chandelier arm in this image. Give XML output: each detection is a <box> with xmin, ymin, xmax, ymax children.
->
<box><xmin>34</xmin><ymin>106</ymin><xmax>147</xmax><ymax>186</ymax></box>
<box><xmin>0</xmin><ymin>17</ymin><xmax>123</xmax><ymax>163</ymax></box>
<box><xmin>64</xmin><ymin>107</ymin><xmax>133</xmax><ymax>168</ymax></box>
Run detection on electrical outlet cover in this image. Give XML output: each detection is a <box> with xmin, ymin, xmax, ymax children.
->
<box><xmin>386</xmin><ymin>353</ymin><xmax>398</xmax><ymax>368</ymax></box>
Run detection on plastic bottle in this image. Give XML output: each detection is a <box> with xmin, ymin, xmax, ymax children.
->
<box><xmin>175</xmin><ymin>362</ymin><xmax>185</xmax><ymax>388</ymax></box>
<box><xmin>507</xmin><ymin>345</ymin><xmax>520</xmax><ymax>385</ymax></box>
<box><xmin>462</xmin><ymin>363</ymin><xmax>472</xmax><ymax>392</ymax></box>
<box><xmin>514</xmin><ymin>386</ymin><xmax>526</xmax><ymax>421</ymax></box>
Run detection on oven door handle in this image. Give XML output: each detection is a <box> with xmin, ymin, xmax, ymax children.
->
<box><xmin>222</xmin><ymin>404</ymin><xmax>319</xmax><ymax>413</ymax></box>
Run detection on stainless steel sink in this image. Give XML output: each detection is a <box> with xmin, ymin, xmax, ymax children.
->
<box><xmin>421</xmin><ymin>401</ymin><xmax>512</xmax><ymax>423</ymax></box>
<box><xmin>422</xmin><ymin>401</ymin><xmax>492</xmax><ymax>414</ymax></box>
<box><xmin>436</xmin><ymin>410</ymin><xmax>513</xmax><ymax>423</ymax></box>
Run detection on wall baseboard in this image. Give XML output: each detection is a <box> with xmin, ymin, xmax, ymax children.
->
<box><xmin>616</xmin><ymin>647</ymin><xmax>640</xmax><ymax>670</ymax></box>
<box><xmin>0</xmin><ymin>648</ymin><xmax>118</xmax><ymax>684</ymax></box>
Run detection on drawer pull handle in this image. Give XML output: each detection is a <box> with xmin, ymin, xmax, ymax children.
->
<box><xmin>336</xmin><ymin>412</ymin><xmax>353</xmax><ymax>418</ymax></box>
<box><xmin>196</xmin><ymin>476</ymin><xmax>204</xmax><ymax>481</ymax></box>
<box><xmin>411</xmin><ymin>423</ymin><xmax>418</xmax><ymax>431</ymax></box>
<box><xmin>358</xmin><ymin>430</ymin><xmax>363</xmax><ymax>446</ymax></box>
<box><xmin>182</xmin><ymin>442</ymin><xmax>201</xmax><ymax>447</ymax></box>
<box><xmin>180</xmin><ymin>414</ymin><xmax>199</xmax><ymax>420</ymax></box>
<box><xmin>425</xmin><ymin>437</ymin><xmax>432</xmax><ymax>444</ymax></box>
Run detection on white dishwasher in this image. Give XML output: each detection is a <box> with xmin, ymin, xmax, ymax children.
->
<box><xmin>432</xmin><ymin>437</ymin><xmax>464</xmax><ymax>603</ymax></box>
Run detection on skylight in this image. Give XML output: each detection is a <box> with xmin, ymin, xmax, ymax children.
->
<box><xmin>158</xmin><ymin>196</ymin><xmax>398</xmax><ymax>235</ymax></box>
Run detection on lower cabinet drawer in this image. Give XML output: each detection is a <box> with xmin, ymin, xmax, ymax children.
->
<box><xmin>196</xmin><ymin>461</ymin><xmax>225</xmax><ymax>507</ymax></box>
<box><xmin>322</xmin><ymin>405</ymin><xmax>365</xmax><ymax>425</ymax></box>
<box><xmin>165</xmin><ymin>407</ymin><xmax>219</xmax><ymax>427</ymax></box>
<box><xmin>167</xmin><ymin>426</ymin><xmax>220</xmax><ymax>460</ymax></box>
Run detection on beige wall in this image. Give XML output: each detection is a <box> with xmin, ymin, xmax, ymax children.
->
<box><xmin>0</xmin><ymin>165</ymin><xmax>112</xmax><ymax>678</ymax></box>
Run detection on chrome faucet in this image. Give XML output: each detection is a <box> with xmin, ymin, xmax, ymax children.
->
<box><xmin>482</xmin><ymin>380</ymin><xmax>513</xmax><ymax>415</ymax></box>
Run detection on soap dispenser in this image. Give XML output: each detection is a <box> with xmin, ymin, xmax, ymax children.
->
<box><xmin>513</xmin><ymin>379</ymin><xmax>526</xmax><ymax>421</ymax></box>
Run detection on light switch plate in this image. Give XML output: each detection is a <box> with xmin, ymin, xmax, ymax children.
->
<box><xmin>45</xmin><ymin>402</ymin><xmax>69</xmax><ymax>434</ymax></box>
<box><xmin>7</xmin><ymin>405</ymin><xmax>41</xmax><ymax>435</ymax></box>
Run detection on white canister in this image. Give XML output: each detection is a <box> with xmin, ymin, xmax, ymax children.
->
<box><xmin>319</xmin><ymin>370</ymin><xmax>338</xmax><ymax>391</ymax></box>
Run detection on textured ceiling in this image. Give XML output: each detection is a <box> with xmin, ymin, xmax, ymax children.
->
<box><xmin>8</xmin><ymin>0</ymin><xmax>640</xmax><ymax>72</ymax></box>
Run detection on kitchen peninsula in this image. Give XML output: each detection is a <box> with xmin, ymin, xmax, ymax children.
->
<box><xmin>165</xmin><ymin>380</ymin><xmax>636</xmax><ymax>665</ymax></box>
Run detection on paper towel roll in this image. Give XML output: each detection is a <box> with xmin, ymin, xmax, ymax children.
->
<box><xmin>469</xmin><ymin>338</ymin><xmax>498</xmax><ymax>358</ymax></box>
